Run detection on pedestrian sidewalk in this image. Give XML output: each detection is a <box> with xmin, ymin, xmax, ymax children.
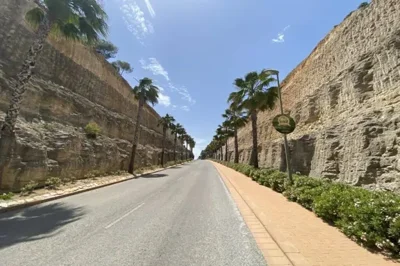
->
<box><xmin>212</xmin><ymin>162</ymin><xmax>399</xmax><ymax>266</ymax></box>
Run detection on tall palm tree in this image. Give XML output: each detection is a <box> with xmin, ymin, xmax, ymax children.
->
<box><xmin>1</xmin><ymin>0</ymin><xmax>108</xmax><ymax>135</ymax></box>
<box><xmin>188</xmin><ymin>136</ymin><xmax>196</xmax><ymax>159</ymax></box>
<box><xmin>170</xmin><ymin>123</ymin><xmax>184</xmax><ymax>162</ymax></box>
<box><xmin>129</xmin><ymin>78</ymin><xmax>159</xmax><ymax>174</ymax></box>
<box><xmin>222</xmin><ymin>106</ymin><xmax>248</xmax><ymax>163</ymax></box>
<box><xmin>213</xmin><ymin>134</ymin><xmax>224</xmax><ymax>161</ymax></box>
<box><xmin>178</xmin><ymin>128</ymin><xmax>187</xmax><ymax>160</ymax></box>
<box><xmin>228</xmin><ymin>70</ymin><xmax>278</xmax><ymax>168</ymax></box>
<box><xmin>221</xmin><ymin>120</ymin><xmax>234</xmax><ymax>162</ymax></box>
<box><xmin>182</xmin><ymin>134</ymin><xmax>190</xmax><ymax>160</ymax></box>
<box><xmin>158</xmin><ymin>114</ymin><xmax>175</xmax><ymax>167</ymax></box>
<box><xmin>0</xmin><ymin>0</ymin><xmax>108</xmax><ymax>185</ymax></box>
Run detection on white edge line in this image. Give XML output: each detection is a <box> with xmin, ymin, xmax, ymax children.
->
<box><xmin>105</xmin><ymin>202</ymin><xmax>145</xmax><ymax>229</ymax></box>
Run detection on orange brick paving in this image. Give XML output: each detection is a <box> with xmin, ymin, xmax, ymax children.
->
<box><xmin>212</xmin><ymin>161</ymin><xmax>400</xmax><ymax>266</ymax></box>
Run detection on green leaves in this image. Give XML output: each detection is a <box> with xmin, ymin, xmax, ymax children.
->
<box><xmin>158</xmin><ymin>114</ymin><xmax>176</xmax><ymax>130</ymax></box>
<box><xmin>29</xmin><ymin>0</ymin><xmax>108</xmax><ymax>44</ymax></box>
<box><xmin>230</xmin><ymin>69</ymin><xmax>278</xmax><ymax>114</ymax></box>
<box><xmin>216</xmin><ymin>160</ymin><xmax>400</xmax><ymax>257</ymax></box>
<box><xmin>25</xmin><ymin>7</ymin><xmax>45</xmax><ymax>29</ymax></box>
<box><xmin>132</xmin><ymin>78</ymin><xmax>159</xmax><ymax>106</ymax></box>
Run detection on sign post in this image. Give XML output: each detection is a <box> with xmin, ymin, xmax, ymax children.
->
<box><xmin>265</xmin><ymin>69</ymin><xmax>296</xmax><ymax>185</ymax></box>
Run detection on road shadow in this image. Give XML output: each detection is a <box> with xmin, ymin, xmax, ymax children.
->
<box><xmin>0</xmin><ymin>202</ymin><xmax>85</xmax><ymax>249</ymax></box>
<box><xmin>141</xmin><ymin>173</ymin><xmax>168</xmax><ymax>178</ymax></box>
<box><xmin>169</xmin><ymin>166</ymin><xmax>182</xmax><ymax>169</ymax></box>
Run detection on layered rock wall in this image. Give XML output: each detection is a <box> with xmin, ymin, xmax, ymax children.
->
<box><xmin>0</xmin><ymin>0</ymin><xmax>186</xmax><ymax>190</ymax></box>
<box><xmin>224</xmin><ymin>0</ymin><xmax>400</xmax><ymax>191</ymax></box>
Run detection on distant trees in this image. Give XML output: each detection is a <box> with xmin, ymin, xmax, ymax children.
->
<box><xmin>201</xmin><ymin>69</ymin><xmax>278</xmax><ymax>166</ymax></box>
<box><xmin>112</xmin><ymin>60</ymin><xmax>133</xmax><ymax>74</ymax></box>
<box><xmin>158</xmin><ymin>114</ymin><xmax>176</xmax><ymax>167</ymax></box>
<box><xmin>358</xmin><ymin>2</ymin><xmax>369</xmax><ymax>9</ymax></box>
<box><xmin>171</xmin><ymin>123</ymin><xmax>184</xmax><ymax>162</ymax></box>
<box><xmin>95</xmin><ymin>40</ymin><xmax>119</xmax><ymax>59</ymax></box>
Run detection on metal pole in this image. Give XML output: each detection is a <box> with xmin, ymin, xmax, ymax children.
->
<box><xmin>276</xmin><ymin>72</ymin><xmax>293</xmax><ymax>184</ymax></box>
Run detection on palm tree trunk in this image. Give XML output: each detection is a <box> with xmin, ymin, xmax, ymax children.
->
<box><xmin>161</xmin><ymin>127</ymin><xmax>166</xmax><ymax>167</ymax></box>
<box><xmin>1</xmin><ymin>17</ymin><xmax>50</xmax><ymax>135</ymax></box>
<box><xmin>225</xmin><ymin>140</ymin><xmax>228</xmax><ymax>161</ymax></box>
<box><xmin>173</xmin><ymin>134</ymin><xmax>177</xmax><ymax>162</ymax></box>
<box><xmin>250</xmin><ymin>111</ymin><xmax>259</xmax><ymax>168</ymax></box>
<box><xmin>0</xmin><ymin>16</ymin><xmax>50</xmax><ymax>187</ymax></box>
<box><xmin>234</xmin><ymin>128</ymin><xmax>239</xmax><ymax>164</ymax></box>
<box><xmin>128</xmin><ymin>100</ymin><xmax>144</xmax><ymax>174</ymax></box>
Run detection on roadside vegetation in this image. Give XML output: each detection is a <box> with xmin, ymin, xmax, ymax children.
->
<box><xmin>0</xmin><ymin>160</ymin><xmax>193</xmax><ymax>201</ymax></box>
<box><xmin>214</xmin><ymin>160</ymin><xmax>400</xmax><ymax>258</ymax></box>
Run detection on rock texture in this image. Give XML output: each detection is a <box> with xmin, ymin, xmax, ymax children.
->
<box><xmin>224</xmin><ymin>0</ymin><xmax>400</xmax><ymax>191</ymax></box>
<box><xmin>0</xmin><ymin>0</ymin><xmax>188</xmax><ymax>190</ymax></box>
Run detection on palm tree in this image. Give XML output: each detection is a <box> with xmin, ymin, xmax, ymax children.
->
<box><xmin>158</xmin><ymin>114</ymin><xmax>175</xmax><ymax>167</ymax></box>
<box><xmin>1</xmin><ymin>0</ymin><xmax>108</xmax><ymax>135</ymax></box>
<box><xmin>182</xmin><ymin>134</ymin><xmax>190</xmax><ymax>160</ymax></box>
<box><xmin>171</xmin><ymin>123</ymin><xmax>184</xmax><ymax>162</ymax></box>
<box><xmin>228</xmin><ymin>70</ymin><xmax>278</xmax><ymax>168</ymax></box>
<box><xmin>222</xmin><ymin>106</ymin><xmax>248</xmax><ymax>163</ymax></box>
<box><xmin>178</xmin><ymin>128</ymin><xmax>187</xmax><ymax>160</ymax></box>
<box><xmin>188</xmin><ymin>137</ymin><xmax>196</xmax><ymax>159</ymax></box>
<box><xmin>213</xmin><ymin>134</ymin><xmax>224</xmax><ymax>161</ymax></box>
<box><xmin>221</xmin><ymin>120</ymin><xmax>234</xmax><ymax>161</ymax></box>
<box><xmin>0</xmin><ymin>0</ymin><xmax>108</xmax><ymax>185</ymax></box>
<box><xmin>129</xmin><ymin>78</ymin><xmax>159</xmax><ymax>174</ymax></box>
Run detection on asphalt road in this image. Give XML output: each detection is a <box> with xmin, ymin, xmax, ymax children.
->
<box><xmin>0</xmin><ymin>160</ymin><xmax>266</xmax><ymax>266</ymax></box>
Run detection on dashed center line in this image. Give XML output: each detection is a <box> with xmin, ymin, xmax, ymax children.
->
<box><xmin>105</xmin><ymin>202</ymin><xmax>145</xmax><ymax>229</ymax></box>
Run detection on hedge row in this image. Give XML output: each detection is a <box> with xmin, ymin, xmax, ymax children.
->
<box><xmin>216</xmin><ymin>160</ymin><xmax>400</xmax><ymax>257</ymax></box>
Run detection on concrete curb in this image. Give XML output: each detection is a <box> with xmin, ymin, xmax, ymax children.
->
<box><xmin>0</xmin><ymin>162</ymin><xmax>188</xmax><ymax>214</ymax></box>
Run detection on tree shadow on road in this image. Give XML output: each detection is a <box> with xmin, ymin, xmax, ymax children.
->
<box><xmin>141</xmin><ymin>173</ymin><xmax>168</xmax><ymax>178</ymax></box>
<box><xmin>0</xmin><ymin>203</ymin><xmax>85</xmax><ymax>249</ymax></box>
<box><xmin>169</xmin><ymin>166</ymin><xmax>182</xmax><ymax>169</ymax></box>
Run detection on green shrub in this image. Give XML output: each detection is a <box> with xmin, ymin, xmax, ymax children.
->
<box><xmin>62</xmin><ymin>176</ymin><xmax>77</xmax><ymax>184</ymax></box>
<box><xmin>265</xmin><ymin>171</ymin><xmax>287</xmax><ymax>193</ymax></box>
<box><xmin>134</xmin><ymin>168</ymin><xmax>144</xmax><ymax>175</ymax></box>
<box><xmin>284</xmin><ymin>175</ymin><xmax>330</xmax><ymax>210</ymax></box>
<box><xmin>20</xmin><ymin>180</ymin><xmax>39</xmax><ymax>196</ymax></box>
<box><xmin>90</xmin><ymin>170</ymin><xmax>105</xmax><ymax>177</ymax></box>
<box><xmin>217</xmin><ymin>160</ymin><xmax>400</xmax><ymax>257</ymax></box>
<box><xmin>83</xmin><ymin>172</ymin><xmax>95</xmax><ymax>179</ymax></box>
<box><xmin>45</xmin><ymin>177</ymin><xmax>62</xmax><ymax>189</ymax></box>
<box><xmin>84</xmin><ymin>122</ymin><xmax>101</xmax><ymax>138</ymax></box>
<box><xmin>0</xmin><ymin>192</ymin><xmax>14</xmax><ymax>200</ymax></box>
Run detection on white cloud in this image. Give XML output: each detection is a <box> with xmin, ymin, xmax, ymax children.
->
<box><xmin>181</xmin><ymin>106</ymin><xmax>190</xmax><ymax>111</ymax></box>
<box><xmin>272</xmin><ymin>25</ymin><xmax>290</xmax><ymax>43</ymax></box>
<box><xmin>158</xmin><ymin>92</ymin><xmax>171</xmax><ymax>107</ymax></box>
<box><xmin>140</xmin><ymin>58</ymin><xmax>196</xmax><ymax>105</ymax></box>
<box><xmin>120</xmin><ymin>0</ymin><xmax>154</xmax><ymax>41</ymax></box>
<box><xmin>140</xmin><ymin>58</ymin><xmax>170</xmax><ymax>81</ymax></box>
<box><xmin>168</xmin><ymin>82</ymin><xmax>196</xmax><ymax>105</ymax></box>
<box><xmin>144</xmin><ymin>0</ymin><xmax>156</xmax><ymax>17</ymax></box>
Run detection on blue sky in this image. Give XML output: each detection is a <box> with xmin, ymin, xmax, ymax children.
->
<box><xmin>103</xmin><ymin>0</ymin><xmax>366</xmax><ymax>157</ymax></box>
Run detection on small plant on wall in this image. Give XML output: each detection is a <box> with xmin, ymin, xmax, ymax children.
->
<box><xmin>84</xmin><ymin>122</ymin><xmax>101</xmax><ymax>139</ymax></box>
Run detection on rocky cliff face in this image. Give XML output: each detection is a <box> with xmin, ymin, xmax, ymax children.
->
<box><xmin>224</xmin><ymin>0</ymin><xmax>400</xmax><ymax>191</ymax></box>
<box><xmin>0</xmin><ymin>0</ymin><xmax>187</xmax><ymax>190</ymax></box>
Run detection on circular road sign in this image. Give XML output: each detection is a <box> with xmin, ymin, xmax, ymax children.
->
<box><xmin>272</xmin><ymin>114</ymin><xmax>296</xmax><ymax>134</ymax></box>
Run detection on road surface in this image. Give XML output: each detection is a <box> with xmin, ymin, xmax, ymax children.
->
<box><xmin>0</xmin><ymin>160</ymin><xmax>266</xmax><ymax>266</ymax></box>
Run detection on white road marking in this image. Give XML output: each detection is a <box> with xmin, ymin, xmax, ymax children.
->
<box><xmin>105</xmin><ymin>202</ymin><xmax>145</xmax><ymax>229</ymax></box>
